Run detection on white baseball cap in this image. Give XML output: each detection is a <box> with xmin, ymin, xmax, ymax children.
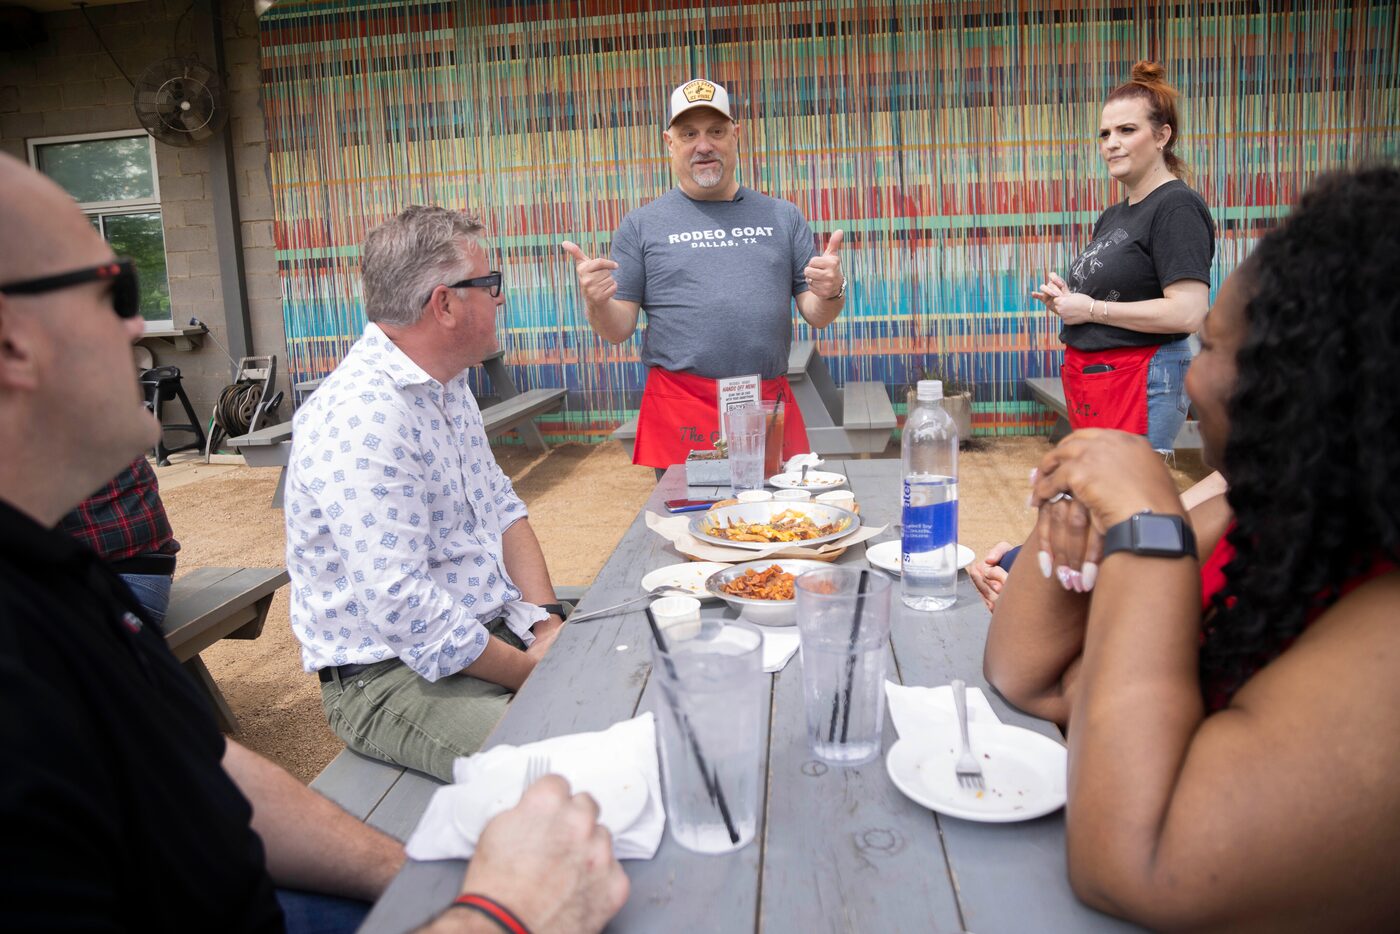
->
<box><xmin>668</xmin><ymin>78</ymin><xmax>734</xmax><ymax>126</ymax></box>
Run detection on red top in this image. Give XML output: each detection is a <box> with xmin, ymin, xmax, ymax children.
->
<box><xmin>1198</xmin><ymin>527</ymin><xmax>1395</xmax><ymax>709</ymax></box>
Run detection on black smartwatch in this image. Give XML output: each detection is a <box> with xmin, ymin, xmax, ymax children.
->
<box><xmin>540</xmin><ymin>602</ymin><xmax>566</xmax><ymax>619</ymax></box>
<box><xmin>1100</xmin><ymin>511</ymin><xmax>1197</xmax><ymax>561</ymax></box>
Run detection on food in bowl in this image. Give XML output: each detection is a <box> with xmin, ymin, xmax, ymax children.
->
<box><xmin>705</xmin><ymin>558</ymin><xmax>830</xmax><ymax>626</ymax></box>
<box><xmin>721</xmin><ymin>564</ymin><xmax>796</xmax><ymax>601</ymax></box>
<box><xmin>700</xmin><ymin>509</ymin><xmax>850</xmax><ymax>544</ymax></box>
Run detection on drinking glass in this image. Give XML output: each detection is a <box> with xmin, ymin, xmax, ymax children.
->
<box><xmin>651</xmin><ymin>622</ymin><xmax>764</xmax><ymax>854</ymax></box>
<box><xmin>723</xmin><ymin>404</ymin><xmax>766</xmax><ymax>493</ymax></box>
<box><xmin>794</xmin><ymin>567</ymin><xmax>893</xmax><ymax>765</ymax></box>
<box><xmin>761</xmin><ymin>399</ymin><xmax>784</xmax><ymax>476</ymax></box>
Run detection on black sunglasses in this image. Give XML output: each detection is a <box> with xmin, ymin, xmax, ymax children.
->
<box><xmin>424</xmin><ymin>270</ymin><xmax>503</xmax><ymax>306</ymax></box>
<box><xmin>0</xmin><ymin>259</ymin><xmax>140</xmax><ymax>319</ymax></box>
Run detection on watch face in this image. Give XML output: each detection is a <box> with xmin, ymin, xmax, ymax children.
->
<box><xmin>1134</xmin><ymin>514</ymin><xmax>1186</xmax><ymax>555</ymax></box>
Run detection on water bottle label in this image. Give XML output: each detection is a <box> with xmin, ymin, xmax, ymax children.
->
<box><xmin>902</xmin><ymin>499</ymin><xmax>957</xmax><ymax>553</ymax></box>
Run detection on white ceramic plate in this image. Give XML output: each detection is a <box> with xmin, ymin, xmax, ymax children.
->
<box><xmin>640</xmin><ymin>562</ymin><xmax>730</xmax><ymax>600</ymax></box>
<box><xmin>866</xmin><ymin>540</ymin><xmax>975</xmax><ymax>575</ymax></box>
<box><xmin>769</xmin><ymin>470</ymin><xmax>847</xmax><ymax>490</ymax></box>
<box><xmin>453</xmin><ymin>756</ymin><xmax>650</xmax><ymax>844</ymax></box>
<box><xmin>885</xmin><ymin>725</ymin><xmax>1067</xmax><ymax>823</ymax></box>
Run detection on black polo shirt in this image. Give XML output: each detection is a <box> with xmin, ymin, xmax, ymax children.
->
<box><xmin>0</xmin><ymin>498</ymin><xmax>282</xmax><ymax>931</ymax></box>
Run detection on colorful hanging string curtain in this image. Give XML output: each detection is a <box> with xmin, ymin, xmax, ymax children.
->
<box><xmin>258</xmin><ymin>0</ymin><xmax>1399</xmax><ymax>443</ymax></box>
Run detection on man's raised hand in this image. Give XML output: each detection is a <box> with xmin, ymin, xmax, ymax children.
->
<box><xmin>801</xmin><ymin>228</ymin><xmax>845</xmax><ymax>300</ymax></box>
<box><xmin>561</xmin><ymin>240</ymin><xmax>619</xmax><ymax>308</ymax></box>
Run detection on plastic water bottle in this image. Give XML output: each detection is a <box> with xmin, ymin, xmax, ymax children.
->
<box><xmin>901</xmin><ymin>379</ymin><xmax>959</xmax><ymax>610</ymax></box>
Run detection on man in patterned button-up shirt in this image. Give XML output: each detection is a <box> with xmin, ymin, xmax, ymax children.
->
<box><xmin>285</xmin><ymin>206</ymin><xmax>566</xmax><ymax>781</ymax></box>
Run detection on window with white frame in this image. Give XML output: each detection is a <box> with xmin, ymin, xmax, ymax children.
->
<box><xmin>28</xmin><ymin>130</ymin><xmax>172</xmax><ymax>324</ymax></box>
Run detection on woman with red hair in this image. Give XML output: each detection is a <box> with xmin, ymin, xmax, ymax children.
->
<box><xmin>1034</xmin><ymin>61</ymin><xmax>1214</xmax><ymax>458</ymax></box>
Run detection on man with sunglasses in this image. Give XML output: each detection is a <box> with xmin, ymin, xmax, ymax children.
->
<box><xmin>0</xmin><ymin>156</ymin><xmax>627</xmax><ymax>932</ymax></box>
<box><xmin>283</xmin><ymin>205</ymin><xmax>569</xmax><ymax>783</ymax></box>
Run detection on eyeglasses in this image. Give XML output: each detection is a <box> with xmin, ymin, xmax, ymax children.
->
<box><xmin>0</xmin><ymin>259</ymin><xmax>140</xmax><ymax>319</ymax></box>
<box><xmin>424</xmin><ymin>270</ymin><xmax>503</xmax><ymax>307</ymax></box>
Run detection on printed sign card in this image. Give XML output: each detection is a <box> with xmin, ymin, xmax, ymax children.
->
<box><xmin>716</xmin><ymin>374</ymin><xmax>761</xmax><ymax>441</ymax></box>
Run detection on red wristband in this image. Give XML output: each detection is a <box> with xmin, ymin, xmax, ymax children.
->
<box><xmin>452</xmin><ymin>893</ymin><xmax>531</xmax><ymax>934</ymax></box>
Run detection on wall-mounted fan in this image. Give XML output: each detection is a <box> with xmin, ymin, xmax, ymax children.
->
<box><xmin>133</xmin><ymin>58</ymin><xmax>228</xmax><ymax>147</ymax></box>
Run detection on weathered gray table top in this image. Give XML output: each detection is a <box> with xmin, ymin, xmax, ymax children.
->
<box><xmin>359</xmin><ymin>459</ymin><xmax>1140</xmax><ymax>933</ymax></box>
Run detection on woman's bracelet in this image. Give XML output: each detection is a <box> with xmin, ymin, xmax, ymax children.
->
<box><xmin>451</xmin><ymin>894</ymin><xmax>531</xmax><ymax>934</ymax></box>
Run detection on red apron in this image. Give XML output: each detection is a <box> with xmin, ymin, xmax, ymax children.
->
<box><xmin>632</xmin><ymin>368</ymin><xmax>811</xmax><ymax>470</ymax></box>
<box><xmin>1060</xmin><ymin>345</ymin><xmax>1158</xmax><ymax>435</ymax></box>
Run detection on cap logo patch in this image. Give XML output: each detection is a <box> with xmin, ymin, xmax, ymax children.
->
<box><xmin>683</xmin><ymin>80</ymin><xmax>716</xmax><ymax>103</ymax></box>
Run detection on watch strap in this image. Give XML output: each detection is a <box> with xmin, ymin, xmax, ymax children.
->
<box><xmin>540</xmin><ymin>602</ymin><xmax>566</xmax><ymax>619</ymax></box>
<box><xmin>1100</xmin><ymin>511</ymin><xmax>1197</xmax><ymax>560</ymax></box>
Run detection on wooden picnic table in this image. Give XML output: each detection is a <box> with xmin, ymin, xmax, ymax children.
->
<box><xmin>355</xmin><ymin>459</ymin><xmax>1140</xmax><ymax>933</ymax></box>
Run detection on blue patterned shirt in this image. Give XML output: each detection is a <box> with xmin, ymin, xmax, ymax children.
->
<box><xmin>284</xmin><ymin>323</ymin><xmax>544</xmax><ymax>680</ymax></box>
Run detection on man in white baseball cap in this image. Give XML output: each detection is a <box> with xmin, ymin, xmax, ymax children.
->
<box><xmin>563</xmin><ymin>78</ymin><xmax>847</xmax><ymax>473</ymax></box>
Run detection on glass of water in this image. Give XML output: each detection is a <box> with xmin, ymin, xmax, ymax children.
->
<box><xmin>723</xmin><ymin>404</ymin><xmax>766</xmax><ymax>493</ymax></box>
<box><xmin>795</xmin><ymin>567</ymin><xmax>893</xmax><ymax>765</ymax></box>
<box><xmin>651</xmin><ymin>621</ymin><xmax>764</xmax><ymax>854</ymax></box>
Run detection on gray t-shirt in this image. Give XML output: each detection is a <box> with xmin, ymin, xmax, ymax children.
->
<box><xmin>610</xmin><ymin>186</ymin><xmax>816</xmax><ymax>380</ymax></box>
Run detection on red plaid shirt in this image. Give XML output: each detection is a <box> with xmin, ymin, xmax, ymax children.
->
<box><xmin>58</xmin><ymin>457</ymin><xmax>179</xmax><ymax>562</ymax></box>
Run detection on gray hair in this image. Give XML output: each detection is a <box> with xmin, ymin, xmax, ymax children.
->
<box><xmin>361</xmin><ymin>205</ymin><xmax>485</xmax><ymax>326</ymax></box>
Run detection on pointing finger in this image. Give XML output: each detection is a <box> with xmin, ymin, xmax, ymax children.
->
<box><xmin>823</xmin><ymin>229</ymin><xmax>844</xmax><ymax>256</ymax></box>
<box><xmin>561</xmin><ymin>240</ymin><xmax>590</xmax><ymax>263</ymax></box>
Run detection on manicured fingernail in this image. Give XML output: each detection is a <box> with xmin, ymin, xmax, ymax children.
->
<box><xmin>1029</xmin><ymin>468</ymin><xmax>1038</xmax><ymax>483</ymax></box>
<box><xmin>1069</xmin><ymin>569</ymin><xmax>1085</xmax><ymax>592</ymax></box>
<box><xmin>1081</xmin><ymin>562</ymin><xmax>1098</xmax><ymax>590</ymax></box>
<box><xmin>1038</xmin><ymin>550</ymin><xmax>1053</xmax><ymax>578</ymax></box>
<box><xmin>1056</xmin><ymin>565</ymin><xmax>1074</xmax><ymax>590</ymax></box>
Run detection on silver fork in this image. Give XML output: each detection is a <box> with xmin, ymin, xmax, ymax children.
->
<box><xmin>522</xmin><ymin>753</ymin><xmax>550</xmax><ymax>793</ymax></box>
<box><xmin>952</xmin><ymin>678</ymin><xmax>985</xmax><ymax>791</ymax></box>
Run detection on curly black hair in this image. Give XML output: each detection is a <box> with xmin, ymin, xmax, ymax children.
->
<box><xmin>1201</xmin><ymin>166</ymin><xmax>1400</xmax><ymax>698</ymax></box>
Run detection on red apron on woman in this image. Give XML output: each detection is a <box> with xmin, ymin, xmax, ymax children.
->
<box><xmin>1060</xmin><ymin>345</ymin><xmax>1159</xmax><ymax>434</ymax></box>
<box><xmin>632</xmin><ymin>368</ymin><xmax>811</xmax><ymax>470</ymax></box>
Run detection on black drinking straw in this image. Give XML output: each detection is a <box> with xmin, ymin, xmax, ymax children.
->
<box><xmin>646</xmin><ymin>606</ymin><xmax>740</xmax><ymax>845</ymax></box>
<box><xmin>827</xmin><ymin>569</ymin><xmax>870</xmax><ymax>743</ymax></box>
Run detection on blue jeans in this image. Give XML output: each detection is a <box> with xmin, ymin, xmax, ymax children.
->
<box><xmin>120</xmin><ymin>572</ymin><xmax>173</xmax><ymax>628</ymax></box>
<box><xmin>1146</xmin><ymin>339</ymin><xmax>1193</xmax><ymax>453</ymax></box>
<box><xmin>276</xmin><ymin>889</ymin><xmax>372</xmax><ymax>934</ymax></box>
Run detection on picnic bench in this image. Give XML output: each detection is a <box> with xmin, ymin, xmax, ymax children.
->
<box><xmin>612</xmin><ymin>340</ymin><xmax>897</xmax><ymax>458</ymax></box>
<box><xmin>227</xmin><ymin>351</ymin><xmax>566</xmax><ymax>507</ymax></box>
<box><xmin>1026</xmin><ymin>376</ymin><xmax>1202</xmax><ymax>449</ymax></box>
<box><xmin>160</xmin><ymin>566</ymin><xmax>289</xmax><ymax>733</ymax></box>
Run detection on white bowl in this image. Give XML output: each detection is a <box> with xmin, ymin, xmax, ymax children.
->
<box><xmin>650</xmin><ymin>595</ymin><xmax>702</xmax><ymax>639</ymax></box>
<box><xmin>814</xmin><ymin>490</ymin><xmax>855</xmax><ymax>509</ymax></box>
<box><xmin>772</xmin><ymin>489</ymin><xmax>811</xmax><ymax>502</ymax></box>
<box><xmin>735</xmin><ymin>489</ymin><xmax>773</xmax><ymax>503</ymax></box>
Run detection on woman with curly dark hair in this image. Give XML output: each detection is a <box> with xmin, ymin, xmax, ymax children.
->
<box><xmin>984</xmin><ymin>165</ymin><xmax>1400</xmax><ymax>930</ymax></box>
<box><xmin>1033</xmin><ymin>61</ymin><xmax>1214</xmax><ymax>455</ymax></box>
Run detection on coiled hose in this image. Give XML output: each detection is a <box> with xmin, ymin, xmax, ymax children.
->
<box><xmin>213</xmin><ymin>380</ymin><xmax>281</xmax><ymax>437</ymax></box>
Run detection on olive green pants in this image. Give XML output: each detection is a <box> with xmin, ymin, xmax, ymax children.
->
<box><xmin>319</xmin><ymin>623</ymin><xmax>525</xmax><ymax>782</ymax></box>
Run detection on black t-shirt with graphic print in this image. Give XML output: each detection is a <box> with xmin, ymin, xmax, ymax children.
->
<box><xmin>1061</xmin><ymin>179</ymin><xmax>1215</xmax><ymax>351</ymax></box>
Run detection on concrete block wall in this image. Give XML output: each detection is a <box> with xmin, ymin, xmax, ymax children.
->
<box><xmin>0</xmin><ymin>0</ymin><xmax>287</xmax><ymax>445</ymax></box>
